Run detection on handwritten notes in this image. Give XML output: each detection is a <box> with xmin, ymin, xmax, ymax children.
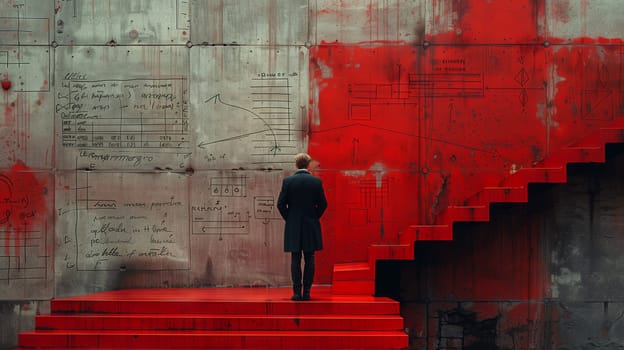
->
<box><xmin>59</xmin><ymin>171</ymin><xmax>189</xmax><ymax>271</ymax></box>
<box><xmin>58</xmin><ymin>77</ymin><xmax>189</xmax><ymax>151</ymax></box>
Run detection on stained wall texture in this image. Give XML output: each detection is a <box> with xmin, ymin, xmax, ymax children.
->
<box><xmin>0</xmin><ymin>0</ymin><xmax>623</xmax><ymax>349</ymax></box>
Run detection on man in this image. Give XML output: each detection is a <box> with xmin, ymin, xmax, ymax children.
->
<box><xmin>277</xmin><ymin>153</ymin><xmax>328</xmax><ymax>301</ymax></box>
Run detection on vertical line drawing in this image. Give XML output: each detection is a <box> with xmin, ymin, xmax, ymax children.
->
<box><xmin>250</xmin><ymin>76</ymin><xmax>292</xmax><ymax>155</ymax></box>
<box><xmin>287</xmin><ymin>78</ymin><xmax>291</xmax><ymax>141</ymax></box>
<box><xmin>16</xmin><ymin>6</ymin><xmax>21</xmax><ymax>67</ymax></box>
<box><xmin>352</xmin><ymin>138</ymin><xmax>359</xmax><ymax>165</ymax></box>
<box><xmin>73</xmin><ymin>158</ymin><xmax>79</xmax><ymax>269</ymax></box>
<box><xmin>176</xmin><ymin>0</ymin><xmax>190</xmax><ymax>30</ymax></box>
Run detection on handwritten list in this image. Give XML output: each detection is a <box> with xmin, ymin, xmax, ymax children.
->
<box><xmin>58</xmin><ymin>76</ymin><xmax>189</xmax><ymax>150</ymax></box>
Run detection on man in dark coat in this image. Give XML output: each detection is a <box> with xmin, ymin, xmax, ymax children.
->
<box><xmin>277</xmin><ymin>153</ymin><xmax>328</xmax><ymax>301</ymax></box>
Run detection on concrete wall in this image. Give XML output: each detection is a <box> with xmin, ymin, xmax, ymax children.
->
<box><xmin>1</xmin><ymin>0</ymin><xmax>624</xmax><ymax>349</ymax></box>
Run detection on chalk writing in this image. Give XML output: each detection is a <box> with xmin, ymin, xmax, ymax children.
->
<box><xmin>58</xmin><ymin>78</ymin><xmax>189</xmax><ymax>150</ymax></box>
<box><xmin>254</xmin><ymin>196</ymin><xmax>280</xmax><ymax>220</ymax></box>
<box><xmin>66</xmin><ymin>170</ymin><xmax>189</xmax><ymax>271</ymax></box>
<box><xmin>76</xmin><ymin>208</ymin><xmax>187</xmax><ymax>270</ymax></box>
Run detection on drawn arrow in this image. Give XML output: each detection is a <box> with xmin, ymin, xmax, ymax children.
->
<box><xmin>204</xmin><ymin>94</ymin><xmax>280</xmax><ymax>155</ymax></box>
<box><xmin>197</xmin><ymin>129</ymin><xmax>274</xmax><ymax>149</ymax></box>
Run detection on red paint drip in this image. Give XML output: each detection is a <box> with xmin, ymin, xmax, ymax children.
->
<box><xmin>1</xmin><ymin>79</ymin><xmax>11</xmax><ymax>91</ymax></box>
<box><xmin>1</xmin><ymin>161</ymin><xmax>47</xmax><ymax>257</ymax></box>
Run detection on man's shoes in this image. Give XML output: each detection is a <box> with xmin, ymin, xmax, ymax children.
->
<box><xmin>291</xmin><ymin>294</ymin><xmax>303</xmax><ymax>301</ymax></box>
<box><xmin>302</xmin><ymin>292</ymin><xmax>311</xmax><ymax>301</ymax></box>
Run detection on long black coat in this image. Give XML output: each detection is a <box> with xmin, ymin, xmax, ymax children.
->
<box><xmin>277</xmin><ymin>170</ymin><xmax>328</xmax><ymax>252</ymax></box>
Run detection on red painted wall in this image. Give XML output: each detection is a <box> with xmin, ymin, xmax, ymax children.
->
<box><xmin>308</xmin><ymin>1</ymin><xmax>624</xmax><ymax>348</ymax></box>
<box><xmin>308</xmin><ymin>0</ymin><xmax>624</xmax><ymax>285</ymax></box>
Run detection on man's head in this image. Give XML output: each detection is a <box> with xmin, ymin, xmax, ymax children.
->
<box><xmin>294</xmin><ymin>153</ymin><xmax>312</xmax><ymax>170</ymax></box>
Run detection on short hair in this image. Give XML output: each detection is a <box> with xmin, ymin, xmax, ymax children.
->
<box><xmin>294</xmin><ymin>153</ymin><xmax>312</xmax><ymax>169</ymax></box>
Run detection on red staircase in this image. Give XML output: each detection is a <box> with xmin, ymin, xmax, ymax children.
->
<box><xmin>18</xmin><ymin>286</ymin><xmax>408</xmax><ymax>349</ymax></box>
<box><xmin>332</xmin><ymin>119</ymin><xmax>624</xmax><ymax>296</ymax></box>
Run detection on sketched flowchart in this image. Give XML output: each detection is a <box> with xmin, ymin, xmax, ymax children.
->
<box><xmin>201</xmin><ymin>93</ymin><xmax>280</xmax><ymax>156</ymax></box>
<box><xmin>189</xmin><ymin>171</ymin><xmax>285</xmax><ymax>241</ymax></box>
<box><xmin>191</xmin><ymin>46</ymin><xmax>308</xmax><ymax>169</ymax></box>
<box><xmin>192</xmin><ymin>175</ymin><xmax>251</xmax><ymax>240</ymax></box>
<box><xmin>200</xmin><ymin>75</ymin><xmax>298</xmax><ymax>165</ymax></box>
<box><xmin>0</xmin><ymin>1</ymin><xmax>55</xmax><ymax>168</ymax></box>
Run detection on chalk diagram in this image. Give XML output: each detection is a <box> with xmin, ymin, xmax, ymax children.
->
<box><xmin>348</xmin><ymin>71</ymin><xmax>484</xmax><ymax>121</ymax></box>
<box><xmin>202</xmin><ymin>94</ymin><xmax>280</xmax><ymax>155</ymax></box>
<box><xmin>210</xmin><ymin>176</ymin><xmax>247</xmax><ymax>197</ymax></box>
<box><xmin>315</xmin><ymin>60</ymin><xmax>533</xmax><ymax>227</ymax></box>
<box><xmin>0</xmin><ymin>174</ymin><xmax>47</xmax><ymax>285</ymax></box>
<box><xmin>0</xmin><ymin>3</ymin><xmax>51</xmax><ymax>93</ymax></box>
<box><xmin>192</xmin><ymin>175</ymin><xmax>251</xmax><ymax>240</ymax></box>
<box><xmin>314</xmin><ymin>60</ymin><xmax>530</xmax><ymax>169</ymax></box>
<box><xmin>0</xmin><ymin>3</ymin><xmax>53</xmax><ymax>165</ymax></box>
<box><xmin>192</xmin><ymin>209</ymin><xmax>251</xmax><ymax>240</ymax></box>
<box><xmin>200</xmin><ymin>75</ymin><xmax>301</xmax><ymax>165</ymax></box>
<box><xmin>348</xmin><ymin>178</ymin><xmax>390</xmax><ymax>226</ymax></box>
<box><xmin>515</xmin><ymin>55</ymin><xmax>530</xmax><ymax>110</ymax></box>
<box><xmin>582</xmin><ymin>64</ymin><xmax>615</xmax><ymax>121</ymax></box>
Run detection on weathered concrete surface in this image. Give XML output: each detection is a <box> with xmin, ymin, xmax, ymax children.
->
<box><xmin>1</xmin><ymin>0</ymin><xmax>624</xmax><ymax>349</ymax></box>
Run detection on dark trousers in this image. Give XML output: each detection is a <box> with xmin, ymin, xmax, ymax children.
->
<box><xmin>291</xmin><ymin>251</ymin><xmax>315</xmax><ymax>294</ymax></box>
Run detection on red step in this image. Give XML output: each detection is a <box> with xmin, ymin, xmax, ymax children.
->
<box><xmin>541</xmin><ymin>146</ymin><xmax>605</xmax><ymax>166</ymax></box>
<box><xmin>502</xmin><ymin>166</ymin><xmax>567</xmax><ymax>186</ymax></box>
<box><xmin>331</xmin><ymin>263</ymin><xmax>375</xmax><ymax>295</ymax></box>
<box><xmin>35</xmin><ymin>314</ymin><xmax>404</xmax><ymax>331</ymax></box>
<box><xmin>368</xmin><ymin>244</ymin><xmax>413</xmax><ymax>264</ymax></box>
<box><xmin>331</xmin><ymin>280</ymin><xmax>375</xmax><ymax>295</ymax></box>
<box><xmin>463</xmin><ymin>186</ymin><xmax>528</xmax><ymax>206</ymax></box>
<box><xmin>333</xmin><ymin>262</ymin><xmax>373</xmax><ymax>281</ymax></box>
<box><xmin>438</xmin><ymin>205</ymin><xmax>490</xmax><ymax>223</ymax></box>
<box><xmin>18</xmin><ymin>287</ymin><xmax>408</xmax><ymax>349</ymax></box>
<box><xmin>50</xmin><ymin>298</ymin><xmax>398</xmax><ymax>316</ymax></box>
<box><xmin>19</xmin><ymin>330</ymin><xmax>408</xmax><ymax>349</ymax></box>
<box><xmin>328</xmin><ymin>120</ymin><xmax>624</xmax><ymax>307</ymax></box>
<box><xmin>576</xmin><ymin>125</ymin><xmax>624</xmax><ymax>146</ymax></box>
<box><xmin>401</xmin><ymin>224</ymin><xmax>452</xmax><ymax>243</ymax></box>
